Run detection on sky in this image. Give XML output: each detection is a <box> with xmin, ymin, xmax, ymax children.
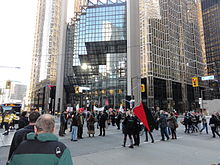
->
<box><xmin>0</xmin><ymin>0</ymin><xmax>37</xmax><ymax>86</ymax></box>
<box><xmin>0</xmin><ymin>0</ymin><xmax>75</xmax><ymax>87</ymax></box>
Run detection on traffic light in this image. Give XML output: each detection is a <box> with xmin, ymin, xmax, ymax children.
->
<box><xmin>5</xmin><ymin>80</ymin><xmax>11</xmax><ymax>89</ymax></box>
<box><xmin>75</xmin><ymin>87</ymin><xmax>79</xmax><ymax>94</ymax></box>
<box><xmin>192</xmin><ymin>77</ymin><xmax>199</xmax><ymax>87</ymax></box>
<box><xmin>141</xmin><ymin>84</ymin><xmax>145</xmax><ymax>92</ymax></box>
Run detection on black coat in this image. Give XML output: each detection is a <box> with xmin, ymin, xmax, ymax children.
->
<box><xmin>122</xmin><ymin>116</ymin><xmax>135</xmax><ymax>135</ymax></box>
<box><xmin>99</xmin><ymin>114</ymin><xmax>107</xmax><ymax>127</ymax></box>
<box><xmin>209</xmin><ymin>116</ymin><xmax>219</xmax><ymax>127</ymax></box>
<box><xmin>8</xmin><ymin>125</ymin><xmax>34</xmax><ymax>160</ymax></box>
<box><xmin>18</xmin><ymin>117</ymin><xmax>29</xmax><ymax>130</ymax></box>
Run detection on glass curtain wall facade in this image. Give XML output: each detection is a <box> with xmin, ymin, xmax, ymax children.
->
<box><xmin>139</xmin><ymin>0</ymin><xmax>206</xmax><ymax>112</ymax></box>
<box><xmin>28</xmin><ymin>0</ymin><xmax>67</xmax><ymax>112</ymax></box>
<box><xmin>64</xmin><ymin>0</ymin><xmax>127</xmax><ymax>109</ymax></box>
<box><xmin>201</xmin><ymin>0</ymin><xmax>220</xmax><ymax>98</ymax></box>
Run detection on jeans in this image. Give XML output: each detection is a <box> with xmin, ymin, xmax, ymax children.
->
<box><xmin>160</xmin><ymin>126</ymin><xmax>169</xmax><ymax>140</ymax></box>
<box><xmin>200</xmin><ymin>123</ymin><xmax>208</xmax><ymax>134</ymax></box>
<box><xmin>71</xmin><ymin>126</ymin><xmax>78</xmax><ymax>140</ymax></box>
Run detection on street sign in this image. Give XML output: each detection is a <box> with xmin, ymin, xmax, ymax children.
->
<box><xmin>201</xmin><ymin>75</ymin><xmax>214</xmax><ymax>81</ymax></box>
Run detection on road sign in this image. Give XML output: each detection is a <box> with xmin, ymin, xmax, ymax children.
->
<box><xmin>201</xmin><ymin>75</ymin><xmax>214</xmax><ymax>81</ymax></box>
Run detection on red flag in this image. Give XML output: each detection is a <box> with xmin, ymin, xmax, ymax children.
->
<box><xmin>133</xmin><ymin>102</ymin><xmax>150</xmax><ymax>131</ymax></box>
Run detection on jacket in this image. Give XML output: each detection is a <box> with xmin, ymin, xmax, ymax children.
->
<box><xmin>159</xmin><ymin>114</ymin><xmax>168</xmax><ymax>128</ymax></box>
<box><xmin>122</xmin><ymin>115</ymin><xmax>135</xmax><ymax>135</ymax></box>
<box><xmin>8</xmin><ymin>133</ymin><xmax>73</xmax><ymax>165</ymax></box>
<box><xmin>8</xmin><ymin>125</ymin><xmax>35</xmax><ymax>161</ymax></box>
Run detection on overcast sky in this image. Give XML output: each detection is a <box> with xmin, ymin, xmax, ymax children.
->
<box><xmin>0</xmin><ymin>0</ymin><xmax>37</xmax><ymax>86</ymax></box>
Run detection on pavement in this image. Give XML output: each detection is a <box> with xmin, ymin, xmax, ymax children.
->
<box><xmin>0</xmin><ymin>119</ymin><xmax>220</xmax><ymax>165</ymax></box>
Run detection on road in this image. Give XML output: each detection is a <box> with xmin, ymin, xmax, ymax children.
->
<box><xmin>0</xmin><ymin>120</ymin><xmax>219</xmax><ymax>165</ymax></box>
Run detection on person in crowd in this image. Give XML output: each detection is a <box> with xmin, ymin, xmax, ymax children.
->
<box><xmin>10</xmin><ymin>111</ymin><xmax>18</xmax><ymax>130</ymax></box>
<box><xmin>167</xmin><ymin>112</ymin><xmax>178</xmax><ymax>139</ymax></box>
<box><xmin>96</xmin><ymin>111</ymin><xmax>101</xmax><ymax>129</ymax></box>
<box><xmin>110</xmin><ymin>111</ymin><xmax>116</xmax><ymax>126</ymax></box>
<box><xmin>64</xmin><ymin>110</ymin><xmax>69</xmax><ymax>134</ymax></box>
<box><xmin>122</xmin><ymin>112</ymin><xmax>134</xmax><ymax>148</ymax></box>
<box><xmin>144</xmin><ymin>127</ymin><xmax>154</xmax><ymax>143</ymax></box>
<box><xmin>132</xmin><ymin>114</ymin><xmax>141</xmax><ymax>146</ymax></box>
<box><xmin>17</xmin><ymin>111</ymin><xmax>29</xmax><ymax>130</ymax></box>
<box><xmin>191</xmin><ymin>114</ymin><xmax>199</xmax><ymax>133</ymax></box>
<box><xmin>215</xmin><ymin>112</ymin><xmax>220</xmax><ymax>132</ymax></box>
<box><xmin>200</xmin><ymin>113</ymin><xmax>208</xmax><ymax>134</ymax></box>
<box><xmin>70</xmin><ymin>112</ymin><xmax>78</xmax><ymax>141</ymax></box>
<box><xmin>87</xmin><ymin>114</ymin><xmax>96</xmax><ymax>137</ymax></box>
<box><xmin>77</xmin><ymin>111</ymin><xmax>84</xmax><ymax>139</ymax></box>
<box><xmin>144</xmin><ymin>109</ymin><xmax>157</xmax><ymax>143</ymax></box>
<box><xmin>115</xmin><ymin>111</ymin><xmax>122</xmax><ymax>130</ymax></box>
<box><xmin>59</xmin><ymin>110</ymin><xmax>66</xmax><ymax>136</ymax></box>
<box><xmin>7</xmin><ymin>114</ymin><xmax>73</xmax><ymax>165</ymax></box>
<box><xmin>8</xmin><ymin>111</ymin><xmax>40</xmax><ymax>161</ymax></box>
<box><xmin>183</xmin><ymin>113</ymin><xmax>190</xmax><ymax>133</ymax></box>
<box><xmin>98</xmin><ymin>111</ymin><xmax>107</xmax><ymax>136</ymax></box>
<box><xmin>2</xmin><ymin>111</ymin><xmax>11</xmax><ymax>135</ymax></box>
<box><xmin>158</xmin><ymin>111</ymin><xmax>169</xmax><ymax>141</ymax></box>
<box><xmin>209</xmin><ymin>114</ymin><xmax>220</xmax><ymax>138</ymax></box>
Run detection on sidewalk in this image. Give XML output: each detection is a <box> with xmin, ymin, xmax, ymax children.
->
<box><xmin>0</xmin><ymin>129</ymin><xmax>15</xmax><ymax>147</ymax></box>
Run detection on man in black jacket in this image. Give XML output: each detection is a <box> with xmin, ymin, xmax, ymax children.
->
<box><xmin>8</xmin><ymin>111</ymin><xmax>40</xmax><ymax>161</ymax></box>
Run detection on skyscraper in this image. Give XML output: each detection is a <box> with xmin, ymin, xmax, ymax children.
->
<box><xmin>139</xmin><ymin>0</ymin><xmax>206</xmax><ymax>112</ymax></box>
<box><xmin>64</xmin><ymin>0</ymin><xmax>206</xmax><ymax>112</ymax></box>
<box><xmin>27</xmin><ymin>0</ymin><xmax>67</xmax><ymax>112</ymax></box>
<box><xmin>64</xmin><ymin>0</ymin><xmax>127</xmax><ymax>109</ymax></box>
<box><xmin>201</xmin><ymin>0</ymin><xmax>220</xmax><ymax>98</ymax></box>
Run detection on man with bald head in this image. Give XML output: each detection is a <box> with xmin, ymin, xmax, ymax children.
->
<box><xmin>8</xmin><ymin>114</ymin><xmax>73</xmax><ymax>165</ymax></box>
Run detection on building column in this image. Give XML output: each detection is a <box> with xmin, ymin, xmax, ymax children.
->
<box><xmin>166</xmin><ymin>79</ymin><xmax>173</xmax><ymax>111</ymax></box>
<box><xmin>147</xmin><ymin>76</ymin><xmax>154</xmax><ymax>108</ymax></box>
<box><xmin>127</xmin><ymin>0</ymin><xmax>141</xmax><ymax>105</ymax></box>
<box><xmin>55</xmin><ymin>0</ymin><xmax>68</xmax><ymax>113</ymax></box>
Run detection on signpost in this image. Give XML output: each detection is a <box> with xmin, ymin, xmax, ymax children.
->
<box><xmin>201</xmin><ymin>75</ymin><xmax>214</xmax><ymax>81</ymax></box>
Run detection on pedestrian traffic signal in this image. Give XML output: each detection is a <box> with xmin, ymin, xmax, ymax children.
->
<box><xmin>192</xmin><ymin>77</ymin><xmax>198</xmax><ymax>87</ymax></box>
<box><xmin>75</xmin><ymin>87</ymin><xmax>79</xmax><ymax>94</ymax></box>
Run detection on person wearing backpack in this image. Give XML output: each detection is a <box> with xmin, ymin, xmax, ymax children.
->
<box><xmin>8</xmin><ymin>114</ymin><xmax>73</xmax><ymax>165</ymax></box>
<box><xmin>122</xmin><ymin>112</ymin><xmax>134</xmax><ymax>148</ymax></box>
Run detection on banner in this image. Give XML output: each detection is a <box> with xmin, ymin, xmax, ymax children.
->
<box><xmin>94</xmin><ymin>105</ymin><xmax>105</xmax><ymax>111</ymax></box>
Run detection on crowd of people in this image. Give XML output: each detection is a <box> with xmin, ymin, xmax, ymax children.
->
<box><xmin>0</xmin><ymin>110</ymin><xmax>30</xmax><ymax>135</ymax></box>
<box><xmin>182</xmin><ymin>111</ymin><xmax>220</xmax><ymax>138</ymax></box>
<box><xmin>1</xmin><ymin>107</ymin><xmax>220</xmax><ymax>164</ymax></box>
<box><xmin>57</xmin><ymin>108</ymin><xmax>180</xmax><ymax>149</ymax></box>
<box><xmin>58</xmin><ymin>109</ymin><xmax>123</xmax><ymax>140</ymax></box>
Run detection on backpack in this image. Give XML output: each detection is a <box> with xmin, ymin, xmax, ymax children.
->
<box><xmin>127</xmin><ymin>118</ymin><xmax>135</xmax><ymax>130</ymax></box>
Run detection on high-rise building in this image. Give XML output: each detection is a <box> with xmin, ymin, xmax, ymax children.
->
<box><xmin>201</xmin><ymin>0</ymin><xmax>220</xmax><ymax>98</ymax></box>
<box><xmin>64</xmin><ymin>0</ymin><xmax>127</xmax><ymax>109</ymax></box>
<box><xmin>139</xmin><ymin>0</ymin><xmax>206</xmax><ymax>112</ymax></box>
<box><xmin>27</xmin><ymin>0</ymin><xmax>67</xmax><ymax>112</ymax></box>
<box><xmin>64</xmin><ymin>0</ymin><xmax>206</xmax><ymax>112</ymax></box>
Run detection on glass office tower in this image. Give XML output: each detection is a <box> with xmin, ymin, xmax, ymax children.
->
<box><xmin>201</xmin><ymin>0</ymin><xmax>220</xmax><ymax>98</ymax></box>
<box><xmin>139</xmin><ymin>0</ymin><xmax>206</xmax><ymax>112</ymax></box>
<box><xmin>64</xmin><ymin>0</ymin><xmax>127</xmax><ymax>109</ymax></box>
